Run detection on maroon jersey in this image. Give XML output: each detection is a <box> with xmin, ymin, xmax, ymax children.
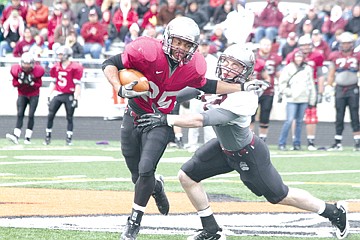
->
<box><xmin>256</xmin><ymin>52</ymin><xmax>282</xmax><ymax>95</ymax></box>
<box><xmin>328</xmin><ymin>51</ymin><xmax>360</xmax><ymax>73</ymax></box>
<box><xmin>286</xmin><ymin>48</ymin><xmax>324</xmax><ymax>83</ymax></box>
<box><xmin>121</xmin><ymin>36</ymin><xmax>207</xmax><ymax>114</ymax></box>
<box><xmin>10</xmin><ymin>64</ymin><xmax>44</xmax><ymax>97</ymax></box>
<box><xmin>251</xmin><ymin>58</ymin><xmax>266</xmax><ymax>82</ymax></box>
<box><xmin>50</xmin><ymin>62</ymin><xmax>84</xmax><ymax>94</ymax></box>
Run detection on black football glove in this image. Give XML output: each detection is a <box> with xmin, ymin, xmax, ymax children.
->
<box><xmin>18</xmin><ymin>71</ymin><xmax>26</xmax><ymax>84</ymax></box>
<box><xmin>71</xmin><ymin>99</ymin><xmax>78</xmax><ymax>108</ymax></box>
<box><xmin>136</xmin><ymin>113</ymin><xmax>168</xmax><ymax>132</ymax></box>
<box><xmin>118</xmin><ymin>81</ymin><xmax>148</xmax><ymax>98</ymax></box>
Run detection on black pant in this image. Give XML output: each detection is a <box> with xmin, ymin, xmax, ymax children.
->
<box><xmin>16</xmin><ymin>95</ymin><xmax>39</xmax><ymax>130</ymax></box>
<box><xmin>47</xmin><ymin>94</ymin><xmax>75</xmax><ymax>132</ymax></box>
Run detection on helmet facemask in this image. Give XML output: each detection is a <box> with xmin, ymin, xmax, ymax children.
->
<box><xmin>21</xmin><ymin>52</ymin><xmax>35</xmax><ymax>73</ymax></box>
<box><xmin>163</xmin><ymin>34</ymin><xmax>198</xmax><ymax>64</ymax></box>
<box><xmin>55</xmin><ymin>46</ymin><xmax>73</xmax><ymax>63</ymax></box>
<box><xmin>216</xmin><ymin>54</ymin><xmax>253</xmax><ymax>84</ymax></box>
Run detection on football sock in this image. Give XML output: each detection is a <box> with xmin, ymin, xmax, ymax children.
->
<box><xmin>198</xmin><ymin>207</ymin><xmax>220</xmax><ymax>234</ymax></box>
<box><xmin>319</xmin><ymin>203</ymin><xmax>338</xmax><ymax>219</ymax></box>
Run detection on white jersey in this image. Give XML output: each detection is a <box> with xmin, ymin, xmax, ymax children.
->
<box><xmin>201</xmin><ymin>91</ymin><xmax>259</xmax><ymax>151</ymax></box>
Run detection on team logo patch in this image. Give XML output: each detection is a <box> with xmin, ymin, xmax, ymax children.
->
<box><xmin>239</xmin><ymin>162</ymin><xmax>249</xmax><ymax>171</ymax></box>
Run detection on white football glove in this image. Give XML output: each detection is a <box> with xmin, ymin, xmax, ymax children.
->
<box><xmin>118</xmin><ymin>81</ymin><xmax>148</xmax><ymax>99</ymax></box>
<box><xmin>243</xmin><ymin>80</ymin><xmax>271</xmax><ymax>94</ymax></box>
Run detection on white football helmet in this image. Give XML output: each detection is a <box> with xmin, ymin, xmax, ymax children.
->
<box><xmin>298</xmin><ymin>34</ymin><xmax>313</xmax><ymax>54</ymax></box>
<box><xmin>216</xmin><ymin>44</ymin><xmax>255</xmax><ymax>83</ymax></box>
<box><xmin>162</xmin><ymin>16</ymin><xmax>200</xmax><ymax>64</ymax></box>
<box><xmin>55</xmin><ymin>45</ymin><xmax>73</xmax><ymax>62</ymax></box>
<box><xmin>339</xmin><ymin>32</ymin><xmax>354</xmax><ymax>52</ymax></box>
<box><xmin>20</xmin><ymin>52</ymin><xmax>35</xmax><ymax>73</ymax></box>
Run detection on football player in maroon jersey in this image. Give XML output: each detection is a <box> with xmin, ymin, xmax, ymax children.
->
<box><xmin>6</xmin><ymin>52</ymin><xmax>45</xmax><ymax>145</ymax></box>
<box><xmin>102</xmin><ymin>16</ymin><xmax>268</xmax><ymax>240</ymax></box>
<box><xmin>43</xmin><ymin>45</ymin><xmax>84</xmax><ymax>146</ymax></box>
<box><xmin>251</xmin><ymin>38</ymin><xmax>281</xmax><ymax>142</ymax></box>
<box><xmin>137</xmin><ymin>44</ymin><xmax>349</xmax><ymax>240</ymax></box>
<box><xmin>286</xmin><ymin>35</ymin><xmax>325</xmax><ymax>150</ymax></box>
<box><xmin>326</xmin><ymin>32</ymin><xmax>360</xmax><ymax>151</ymax></box>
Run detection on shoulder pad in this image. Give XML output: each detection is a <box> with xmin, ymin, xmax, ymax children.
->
<box><xmin>124</xmin><ymin>36</ymin><xmax>160</xmax><ymax>63</ymax></box>
<box><xmin>10</xmin><ymin>64</ymin><xmax>21</xmax><ymax>77</ymax></box>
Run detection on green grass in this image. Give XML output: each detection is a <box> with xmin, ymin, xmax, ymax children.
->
<box><xmin>0</xmin><ymin>140</ymin><xmax>359</xmax><ymax>239</ymax></box>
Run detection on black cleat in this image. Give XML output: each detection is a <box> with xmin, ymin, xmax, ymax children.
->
<box><xmin>187</xmin><ymin>228</ymin><xmax>225</xmax><ymax>240</ymax></box>
<box><xmin>152</xmin><ymin>175</ymin><xmax>169</xmax><ymax>215</ymax></box>
<box><xmin>120</xmin><ymin>217</ymin><xmax>140</xmax><ymax>240</ymax></box>
<box><xmin>329</xmin><ymin>201</ymin><xmax>349</xmax><ymax>239</ymax></box>
<box><xmin>66</xmin><ymin>137</ymin><xmax>72</xmax><ymax>146</ymax></box>
<box><xmin>43</xmin><ymin>136</ymin><xmax>51</xmax><ymax>145</ymax></box>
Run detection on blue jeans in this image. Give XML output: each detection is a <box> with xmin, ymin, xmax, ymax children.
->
<box><xmin>278</xmin><ymin>102</ymin><xmax>308</xmax><ymax>146</ymax></box>
<box><xmin>83</xmin><ymin>43</ymin><xmax>103</xmax><ymax>59</ymax></box>
<box><xmin>254</xmin><ymin>26</ymin><xmax>278</xmax><ymax>43</ymax></box>
<box><xmin>0</xmin><ymin>41</ymin><xmax>13</xmax><ymax>57</ymax></box>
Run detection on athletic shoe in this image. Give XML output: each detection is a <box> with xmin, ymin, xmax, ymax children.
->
<box><xmin>152</xmin><ymin>175</ymin><xmax>169</xmax><ymax>215</ymax></box>
<box><xmin>43</xmin><ymin>136</ymin><xmax>51</xmax><ymax>145</ymax></box>
<box><xmin>120</xmin><ymin>217</ymin><xmax>140</xmax><ymax>240</ymax></box>
<box><xmin>175</xmin><ymin>137</ymin><xmax>184</xmax><ymax>149</ymax></box>
<box><xmin>330</xmin><ymin>201</ymin><xmax>349</xmax><ymax>239</ymax></box>
<box><xmin>187</xmin><ymin>228</ymin><xmax>226</xmax><ymax>240</ymax></box>
<box><xmin>6</xmin><ymin>133</ymin><xmax>19</xmax><ymax>144</ymax></box>
<box><xmin>24</xmin><ymin>138</ymin><xmax>31</xmax><ymax>145</ymax></box>
<box><xmin>327</xmin><ymin>143</ymin><xmax>343</xmax><ymax>151</ymax></box>
<box><xmin>307</xmin><ymin>144</ymin><xmax>317</xmax><ymax>151</ymax></box>
<box><xmin>66</xmin><ymin>137</ymin><xmax>72</xmax><ymax>146</ymax></box>
<box><xmin>278</xmin><ymin>145</ymin><xmax>286</xmax><ymax>151</ymax></box>
<box><xmin>291</xmin><ymin>145</ymin><xmax>301</xmax><ymax>151</ymax></box>
<box><xmin>354</xmin><ymin>143</ymin><xmax>360</xmax><ymax>151</ymax></box>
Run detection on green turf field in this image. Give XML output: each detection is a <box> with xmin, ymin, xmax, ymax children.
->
<box><xmin>0</xmin><ymin>139</ymin><xmax>359</xmax><ymax>239</ymax></box>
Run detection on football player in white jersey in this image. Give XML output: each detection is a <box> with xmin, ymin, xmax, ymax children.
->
<box><xmin>137</xmin><ymin>44</ymin><xmax>349</xmax><ymax>240</ymax></box>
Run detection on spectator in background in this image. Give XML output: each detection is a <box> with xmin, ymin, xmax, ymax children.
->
<box><xmin>26</xmin><ymin>0</ymin><xmax>49</xmax><ymax>40</ymax></box>
<box><xmin>254</xmin><ymin>0</ymin><xmax>283</xmax><ymax>43</ymax></box>
<box><xmin>101</xmin><ymin>9</ymin><xmax>113</xmax><ymax>52</ymax></box>
<box><xmin>0</xmin><ymin>9</ymin><xmax>24</xmax><ymax>57</ymax></box>
<box><xmin>66</xmin><ymin>30</ymin><xmax>85</xmax><ymax>58</ymax></box>
<box><xmin>141</xmin><ymin>0</ymin><xmax>158</xmax><ymax>30</ymax></box>
<box><xmin>81</xmin><ymin>8</ymin><xmax>108</xmax><ymax>58</ymax></box>
<box><xmin>312</xmin><ymin>29</ymin><xmax>331</xmax><ymax>60</ymax></box>
<box><xmin>296</xmin><ymin>5</ymin><xmax>323</xmax><ymax>36</ymax></box>
<box><xmin>29</xmin><ymin>34</ymin><xmax>49</xmax><ymax>58</ymax></box>
<box><xmin>207</xmin><ymin>0</ymin><xmax>225</xmax><ymax>20</ymax></box>
<box><xmin>13</xmin><ymin>27</ymin><xmax>35</xmax><ymax>57</ymax></box>
<box><xmin>184</xmin><ymin>0</ymin><xmax>208</xmax><ymax>30</ymax></box>
<box><xmin>278</xmin><ymin>11</ymin><xmax>298</xmax><ymax>56</ymax></box>
<box><xmin>112</xmin><ymin>0</ymin><xmax>139</xmax><ymax>42</ymax></box>
<box><xmin>5</xmin><ymin>53</ymin><xmax>45</xmax><ymax>145</ymax></box>
<box><xmin>47</xmin><ymin>3</ymin><xmax>63</xmax><ymax>50</ymax></box>
<box><xmin>141</xmin><ymin>23</ymin><xmax>157</xmax><ymax>37</ymax></box>
<box><xmin>124</xmin><ymin>22</ymin><xmax>140</xmax><ymax>45</ymax></box>
<box><xmin>281</xmin><ymin>32</ymin><xmax>298</xmax><ymax>60</ymax></box>
<box><xmin>300</xmin><ymin>20</ymin><xmax>314</xmax><ymax>37</ymax></box>
<box><xmin>222</xmin><ymin>0</ymin><xmax>254</xmax><ymax>44</ymax></box>
<box><xmin>157</xmin><ymin>0</ymin><xmax>184</xmax><ymax>30</ymax></box>
<box><xmin>136</xmin><ymin>0</ymin><xmax>151</xmax><ymax>20</ymax></box>
<box><xmin>278</xmin><ymin>51</ymin><xmax>317</xmax><ymax>151</ymax></box>
<box><xmin>211</xmin><ymin>0</ymin><xmax>233</xmax><ymax>25</ymax></box>
<box><xmin>0</xmin><ymin>0</ymin><xmax>27</xmax><ymax>26</ymax></box>
<box><xmin>209</xmin><ymin>24</ymin><xmax>227</xmax><ymax>52</ymax></box>
<box><xmin>76</xmin><ymin>0</ymin><xmax>102</xmax><ymax>33</ymax></box>
<box><xmin>345</xmin><ymin>5</ymin><xmax>360</xmax><ymax>48</ymax></box>
<box><xmin>330</xmin><ymin>28</ymin><xmax>344</xmax><ymax>51</ymax></box>
<box><xmin>70</xmin><ymin>0</ymin><xmax>85</xmax><ymax>18</ymax></box>
<box><xmin>53</xmin><ymin>13</ymin><xmax>75</xmax><ymax>51</ymax></box>
<box><xmin>60</xmin><ymin>0</ymin><xmax>76</xmax><ymax>23</ymax></box>
<box><xmin>322</xmin><ymin>5</ymin><xmax>348</xmax><ymax>47</ymax></box>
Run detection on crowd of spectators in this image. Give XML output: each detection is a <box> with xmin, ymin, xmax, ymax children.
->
<box><xmin>0</xmin><ymin>0</ymin><xmax>359</xmax><ymax>60</ymax></box>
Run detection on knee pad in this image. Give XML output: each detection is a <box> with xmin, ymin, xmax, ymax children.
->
<box><xmin>305</xmin><ymin>107</ymin><xmax>318</xmax><ymax>124</ymax></box>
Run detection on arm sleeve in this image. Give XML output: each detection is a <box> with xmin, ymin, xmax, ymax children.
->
<box><xmin>176</xmin><ymin>87</ymin><xmax>202</xmax><ymax>103</ymax></box>
<box><xmin>102</xmin><ymin>54</ymin><xmax>124</xmax><ymax>71</ymax></box>
<box><xmin>201</xmin><ymin>108</ymin><xmax>239</xmax><ymax>127</ymax></box>
<box><xmin>198</xmin><ymin>79</ymin><xmax>218</xmax><ymax>94</ymax></box>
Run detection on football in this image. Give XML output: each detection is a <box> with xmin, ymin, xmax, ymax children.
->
<box><xmin>119</xmin><ymin>69</ymin><xmax>150</xmax><ymax>92</ymax></box>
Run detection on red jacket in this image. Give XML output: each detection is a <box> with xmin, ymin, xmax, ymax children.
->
<box><xmin>322</xmin><ymin>18</ymin><xmax>348</xmax><ymax>35</ymax></box>
<box><xmin>1</xmin><ymin>5</ymin><xmax>28</xmax><ymax>24</ymax></box>
<box><xmin>257</xmin><ymin>3</ymin><xmax>283</xmax><ymax>28</ymax></box>
<box><xmin>13</xmin><ymin>39</ymin><xmax>35</xmax><ymax>57</ymax></box>
<box><xmin>26</xmin><ymin>5</ymin><xmax>49</xmax><ymax>30</ymax></box>
<box><xmin>81</xmin><ymin>21</ymin><xmax>107</xmax><ymax>46</ymax></box>
<box><xmin>112</xmin><ymin>8</ymin><xmax>139</xmax><ymax>32</ymax></box>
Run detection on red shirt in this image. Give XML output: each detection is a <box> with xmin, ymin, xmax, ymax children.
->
<box><xmin>50</xmin><ymin>62</ymin><xmax>84</xmax><ymax>94</ymax></box>
<box><xmin>11</xmin><ymin>64</ymin><xmax>44</xmax><ymax>97</ymax></box>
<box><xmin>121</xmin><ymin>36</ymin><xmax>207</xmax><ymax>114</ymax></box>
